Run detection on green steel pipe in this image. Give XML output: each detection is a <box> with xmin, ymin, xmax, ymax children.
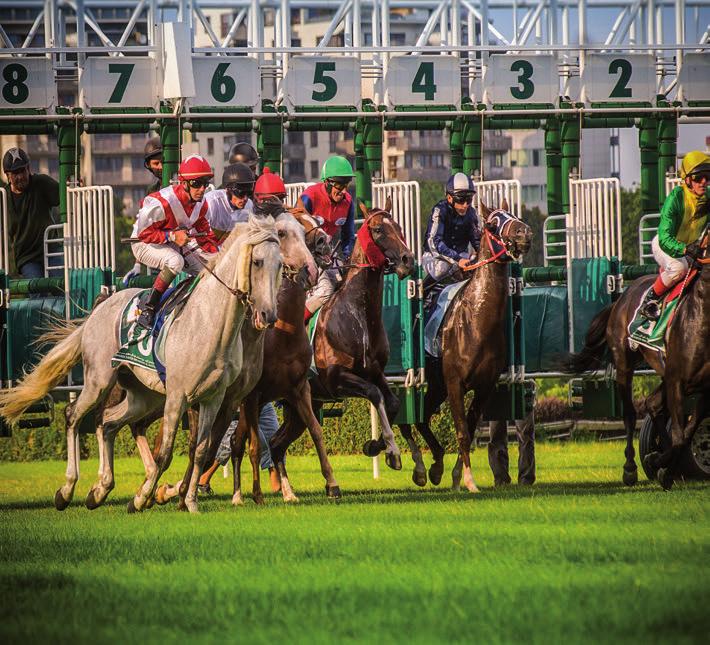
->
<box><xmin>286</xmin><ymin>120</ymin><xmax>355</xmax><ymax>131</ymax></box>
<box><xmin>522</xmin><ymin>263</ymin><xmax>658</xmax><ymax>283</ymax></box>
<box><xmin>560</xmin><ymin>113</ymin><xmax>580</xmax><ymax>214</ymax></box>
<box><xmin>258</xmin><ymin>100</ymin><xmax>283</xmax><ymax>173</ymax></box>
<box><xmin>160</xmin><ymin>111</ymin><xmax>180</xmax><ymax>188</ymax></box>
<box><xmin>638</xmin><ymin>116</ymin><xmax>659</xmax><ymax>215</ymax></box>
<box><xmin>657</xmin><ymin>108</ymin><xmax>677</xmax><ymax>209</ymax></box>
<box><xmin>354</xmin><ymin>125</ymin><xmax>368</xmax><ymax>207</ymax></box>
<box><xmin>485</xmin><ymin>118</ymin><xmax>542</xmax><ymax>129</ymax></box>
<box><xmin>189</xmin><ymin>120</ymin><xmax>253</xmax><ymax>133</ymax></box>
<box><xmin>582</xmin><ymin>117</ymin><xmax>637</xmax><ymax>128</ymax></box>
<box><xmin>362</xmin><ymin>102</ymin><xmax>382</xmax><ymax>206</ymax></box>
<box><xmin>449</xmin><ymin>119</ymin><xmax>463</xmax><ymax>174</ymax></box>
<box><xmin>384</xmin><ymin>118</ymin><xmax>449</xmax><ymax>131</ymax></box>
<box><xmin>56</xmin><ymin>107</ymin><xmax>80</xmax><ymax>223</ymax></box>
<box><xmin>461</xmin><ymin>105</ymin><xmax>483</xmax><ymax>178</ymax></box>
<box><xmin>9</xmin><ymin>277</ymin><xmax>65</xmax><ymax>294</ymax></box>
<box><xmin>545</xmin><ymin>116</ymin><xmax>563</xmax><ymax>216</ymax></box>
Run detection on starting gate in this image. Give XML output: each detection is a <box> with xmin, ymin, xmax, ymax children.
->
<box><xmin>0</xmin><ymin>188</ymin><xmax>8</xmax><ymax>275</ymax></box>
<box><xmin>475</xmin><ymin>179</ymin><xmax>522</xmax><ymax>220</ymax></box>
<box><xmin>638</xmin><ymin>173</ymin><xmax>683</xmax><ymax>264</ymax></box>
<box><xmin>285</xmin><ymin>182</ymin><xmax>315</xmax><ymax>209</ymax></box>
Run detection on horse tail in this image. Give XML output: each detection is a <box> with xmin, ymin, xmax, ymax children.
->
<box><xmin>0</xmin><ymin>320</ymin><xmax>85</xmax><ymax>424</ymax></box>
<box><xmin>560</xmin><ymin>304</ymin><xmax>613</xmax><ymax>374</ymax></box>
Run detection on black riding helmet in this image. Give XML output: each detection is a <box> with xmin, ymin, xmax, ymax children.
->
<box><xmin>143</xmin><ymin>136</ymin><xmax>162</xmax><ymax>168</ymax></box>
<box><xmin>221</xmin><ymin>162</ymin><xmax>255</xmax><ymax>195</ymax></box>
<box><xmin>2</xmin><ymin>147</ymin><xmax>30</xmax><ymax>173</ymax></box>
<box><xmin>228</xmin><ymin>142</ymin><xmax>259</xmax><ymax>171</ymax></box>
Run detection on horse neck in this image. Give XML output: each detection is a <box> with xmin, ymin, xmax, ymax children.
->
<box><xmin>339</xmin><ymin>241</ymin><xmax>384</xmax><ymax>319</ymax></box>
<box><xmin>277</xmin><ymin>278</ymin><xmax>306</xmax><ymax>326</ymax></box>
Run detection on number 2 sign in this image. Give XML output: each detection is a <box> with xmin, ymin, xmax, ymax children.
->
<box><xmin>581</xmin><ymin>54</ymin><xmax>656</xmax><ymax>103</ymax></box>
<box><xmin>80</xmin><ymin>57</ymin><xmax>159</xmax><ymax>110</ymax></box>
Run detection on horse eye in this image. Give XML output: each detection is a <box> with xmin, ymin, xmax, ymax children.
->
<box><xmin>278</xmin><ymin>229</ymin><xmax>285</xmax><ymax>238</ymax></box>
<box><xmin>253</xmin><ymin>259</ymin><xmax>263</xmax><ymax>268</ymax></box>
<box><xmin>371</xmin><ymin>227</ymin><xmax>382</xmax><ymax>235</ymax></box>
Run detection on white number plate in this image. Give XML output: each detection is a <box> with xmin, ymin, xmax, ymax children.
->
<box><xmin>484</xmin><ymin>55</ymin><xmax>559</xmax><ymax>104</ymax></box>
<box><xmin>283</xmin><ymin>57</ymin><xmax>361</xmax><ymax>107</ymax></box>
<box><xmin>581</xmin><ymin>54</ymin><xmax>656</xmax><ymax>103</ymax></box>
<box><xmin>188</xmin><ymin>57</ymin><xmax>260</xmax><ymax>109</ymax></box>
<box><xmin>81</xmin><ymin>57</ymin><xmax>159</xmax><ymax>110</ymax></box>
<box><xmin>678</xmin><ymin>53</ymin><xmax>710</xmax><ymax>102</ymax></box>
<box><xmin>385</xmin><ymin>55</ymin><xmax>460</xmax><ymax>106</ymax></box>
<box><xmin>0</xmin><ymin>58</ymin><xmax>55</xmax><ymax>110</ymax></box>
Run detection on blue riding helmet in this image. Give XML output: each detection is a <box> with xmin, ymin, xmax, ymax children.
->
<box><xmin>446</xmin><ymin>172</ymin><xmax>476</xmax><ymax>196</ymax></box>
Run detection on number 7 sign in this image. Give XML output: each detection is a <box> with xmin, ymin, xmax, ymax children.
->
<box><xmin>80</xmin><ymin>57</ymin><xmax>159</xmax><ymax>110</ymax></box>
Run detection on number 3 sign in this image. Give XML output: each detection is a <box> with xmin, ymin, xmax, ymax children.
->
<box><xmin>483</xmin><ymin>55</ymin><xmax>559</xmax><ymax>104</ymax></box>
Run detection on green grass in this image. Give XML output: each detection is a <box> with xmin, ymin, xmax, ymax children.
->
<box><xmin>1</xmin><ymin>442</ymin><xmax>708</xmax><ymax>644</ymax></box>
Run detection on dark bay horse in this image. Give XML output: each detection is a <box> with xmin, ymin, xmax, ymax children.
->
<box><xmin>393</xmin><ymin>200</ymin><xmax>533</xmax><ymax>491</ymax></box>
<box><xmin>563</xmin><ymin>228</ymin><xmax>709</xmax><ymax>490</ymax></box>
<box><xmin>268</xmin><ymin>197</ymin><xmax>416</xmax><ymax>491</ymax></box>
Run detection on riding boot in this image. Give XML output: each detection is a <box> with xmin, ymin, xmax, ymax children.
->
<box><xmin>136</xmin><ymin>287</ymin><xmax>163</xmax><ymax>329</ymax></box>
<box><xmin>639</xmin><ymin>276</ymin><xmax>668</xmax><ymax>321</ymax></box>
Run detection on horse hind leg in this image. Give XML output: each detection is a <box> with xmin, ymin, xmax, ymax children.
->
<box><xmin>416</xmin><ymin>420</ymin><xmax>446</xmax><ymax>486</ymax></box>
<box><xmin>615</xmin><ymin>364</ymin><xmax>639</xmax><ymax>486</ymax></box>
<box><xmin>399</xmin><ymin>423</ymin><xmax>427</xmax><ymax>487</ymax></box>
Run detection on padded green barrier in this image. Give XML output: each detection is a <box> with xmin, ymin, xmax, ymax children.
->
<box><xmin>570</xmin><ymin>257</ymin><xmax>613</xmax><ymax>353</ymax></box>
<box><xmin>382</xmin><ymin>273</ymin><xmax>415</xmax><ymax>376</ymax></box>
<box><xmin>68</xmin><ymin>268</ymin><xmax>107</xmax><ymax>318</ymax></box>
<box><xmin>521</xmin><ymin>285</ymin><xmax>568</xmax><ymax>372</ymax></box>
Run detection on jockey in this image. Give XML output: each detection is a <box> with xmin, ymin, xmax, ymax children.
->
<box><xmin>143</xmin><ymin>136</ymin><xmax>163</xmax><ymax>194</ymax></box>
<box><xmin>204</xmin><ymin>162</ymin><xmax>256</xmax><ymax>232</ymax></box>
<box><xmin>422</xmin><ymin>172</ymin><xmax>481</xmax><ymax>282</ymax></box>
<box><xmin>300</xmin><ymin>156</ymin><xmax>356</xmax><ymax>321</ymax></box>
<box><xmin>228</xmin><ymin>142</ymin><xmax>260</xmax><ymax>174</ymax></box>
<box><xmin>131</xmin><ymin>154</ymin><xmax>219</xmax><ymax>329</ymax></box>
<box><xmin>252</xmin><ymin>166</ymin><xmax>287</xmax><ymax>217</ymax></box>
<box><xmin>640</xmin><ymin>150</ymin><xmax>710</xmax><ymax>320</ymax></box>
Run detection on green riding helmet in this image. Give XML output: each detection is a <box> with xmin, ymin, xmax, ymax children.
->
<box><xmin>321</xmin><ymin>156</ymin><xmax>355</xmax><ymax>183</ymax></box>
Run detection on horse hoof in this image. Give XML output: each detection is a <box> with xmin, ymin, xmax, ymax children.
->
<box><xmin>412</xmin><ymin>469</ymin><xmax>427</xmax><ymax>487</ymax></box>
<box><xmin>144</xmin><ymin>495</ymin><xmax>155</xmax><ymax>510</ymax></box>
<box><xmin>232</xmin><ymin>493</ymin><xmax>244</xmax><ymax>506</ymax></box>
<box><xmin>362</xmin><ymin>439</ymin><xmax>383</xmax><ymax>457</ymax></box>
<box><xmin>385</xmin><ymin>453</ymin><xmax>402</xmax><ymax>471</ymax></box>
<box><xmin>622</xmin><ymin>467</ymin><xmax>638</xmax><ymax>487</ymax></box>
<box><xmin>326</xmin><ymin>484</ymin><xmax>342</xmax><ymax>499</ymax></box>
<box><xmin>429</xmin><ymin>461</ymin><xmax>444</xmax><ymax>486</ymax></box>
<box><xmin>54</xmin><ymin>489</ymin><xmax>70</xmax><ymax>511</ymax></box>
<box><xmin>85</xmin><ymin>489</ymin><xmax>103</xmax><ymax>510</ymax></box>
<box><xmin>254</xmin><ymin>494</ymin><xmax>265</xmax><ymax>506</ymax></box>
<box><xmin>185</xmin><ymin>501</ymin><xmax>200</xmax><ymax>514</ymax></box>
<box><xmin>643</xmin><ymin>452</ymin><xmax>660</xmax><ymax>472</ymax></box>
<box><xmin>126</xmin><ymin>498</ymin><xmax>139</xmax><ymax>514</ymax></box>
<box><xmin>177</xmin><ymin>498</ymin><xmax>188</xmax><ymax>512</ymax></box>
<box><xmin>657</xmin><ymin>468</ymin><xmax>674</xmax><ymax>491</ymax></box>
<box><xmin>154</xmin><ymin>485</ymin><xmax>169</xmax><ymax>505</ymax></box>
<box><xmin>283</xmin><ymin>493</ymin><xmax>300</xmax><ymax>503</ymax></box>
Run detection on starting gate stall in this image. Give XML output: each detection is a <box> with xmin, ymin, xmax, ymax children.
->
<box><xmin>285</xmin><ymin>182</ymin><xmax>315</xmax><ymax>208</ymax></box>
<box><xmin>638</xmin><ymin>173</ymin><xmax>683</xmax><ymax>264</ymax></box>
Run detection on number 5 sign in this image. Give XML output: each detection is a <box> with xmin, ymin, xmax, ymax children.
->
<box><xmin>283</xmin><ymin>57</ymin><xmax>361</xmax><ymax>107</ymax></box>
<box><xmin>0</xmin><ymin>58</ymin><xmax>56</xmax><ymax>110</ymax></box>
<box><xmin>483</xmin><ymin>55</ymin><xmax>559</xmax><ymax>104</ymax></box>
<box><xmin>80</xmin><ymin>57</ymin><xmax>159</xmax><ymax>110</ymax></box>
<box><xmin>581</xmin><ymin>54</ymin><xmax>655</xmax><ymax>103</ymax></box>
<box><xmin>385</xmin><ymin>56</ymin><xmax>461</xmax><ymax>106</ymax></box>
<box><xmin>188</xmin><ymin>57</ymin><xmax>260</xmax><ymax>109</ymax></box>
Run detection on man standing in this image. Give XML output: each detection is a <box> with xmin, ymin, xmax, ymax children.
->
<box><xmin>2</xmin><ymin>147</ymin><xmax>60</xmax><ymax>278</ymax></box>
<box><xmin>488</xmin><ymin>412</ymin><xmax>536</xmax><ymax>486</ymax></box>
<box><xmin>143</xmin><ymin>136</ymin><xmax>163</xmax><ymax>195</ymax></box>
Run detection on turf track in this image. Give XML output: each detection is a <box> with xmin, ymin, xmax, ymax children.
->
<box><xmin>1</xmin><ymin>442</ymin><xmax>708</xmax><ymax>644</ymax></box>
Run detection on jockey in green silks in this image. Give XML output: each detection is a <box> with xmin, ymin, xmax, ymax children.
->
<box><xmin>640</xmin><ymin>150</ymin><xmax>710</xmax><ymax>320</ymax></box>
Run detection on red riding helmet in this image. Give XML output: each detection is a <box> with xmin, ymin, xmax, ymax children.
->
<box><xmin>178</xmin><ymin>155</ymin><xmax>213</xmax><ymax>180</ymax></box>
<box><xmin>253</xmin><ymin>167</ymin><xmax>286</xmax><ymax>201</ymax></box>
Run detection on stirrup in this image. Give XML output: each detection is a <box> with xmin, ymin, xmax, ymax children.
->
<box><xmin>136</xmin><ymin>306</ymin><xmax>156</xmax><ymax>329</ymax></box>
<box><xmin>640</xmin><ymin>299</ymin><xmax>660</xmax><ymax>321</ymax></box>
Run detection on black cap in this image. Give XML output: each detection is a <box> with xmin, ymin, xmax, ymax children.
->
<box><xmin>2</xmin><ymin>147</ymin><xmax>30</xmax><ymax>173</ymax></box>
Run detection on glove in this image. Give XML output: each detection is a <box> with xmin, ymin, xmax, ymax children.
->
<box><xmin>121</xmin><ymin>262</ymin><xmax>142</xmax><ymax>287</ymax></box>
<box><xmin>684</xmin><ymin>241</ymin><xmax>702</xmax><ymax>261</ymax></box>
<box><xmin>168</xmin><ymin>229</ymin><xmax>189</xmax><ymax>247</ymax></box>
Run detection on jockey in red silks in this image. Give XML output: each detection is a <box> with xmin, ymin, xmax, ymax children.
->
<box><xmin>131</xmin><ymin>154</ymin><xmax>219</xmax><ymax>329</ymax></box>
<box><xmin>298</xmin><ymin>156</ymin><xmax>356</xmax><ymax>321</ymax></box>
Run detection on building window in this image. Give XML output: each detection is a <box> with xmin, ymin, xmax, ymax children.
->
<box><xmin>288</xmin><ymin>131</ymin><xmax>304</xmax><ymax>145</ymax></box>
<box><xmin>492</xmin><ymin>152</ymin><xmax>506</xmax><ymax>168</ymax></box>
<box><xmin>391</xmin><ymin>33</ymin><xmax>406</xmax><ymax>46</ymax></box>
<box><xmin>207</xmin><ymin>137</ymin><xmax>214</xmax><ymax>156</ymax></box>
<box><xmin>329</xmin><ymin>131</ymin><xmax>339</xmax><ymax>153</ymax></box>
<box><xmin>95</xmin><ymin>157</ymin><xmax>122</xmax><ymax>172</ymax></box>
<box><xmin>310</xmin><ymin>160</ymin><xmax>319</xmax><ymax>178</ymax></box>
<box><xmin>288</xmin><ymin>160</ymin><xmax>305</xmax><ymax>179</ymax></box>
<box><xmin>310</xmin><ymin>131</ymin><xmax>318</xmax><ymax>148</ymax></box>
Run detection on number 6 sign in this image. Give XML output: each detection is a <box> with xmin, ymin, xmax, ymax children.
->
<box><xmin>483</xmin><ymin>55</ymin><xmax>559</xmax><ymax>104</ymax></box>
<box><xmin>283</xmin><ymin>56</ymin><xmax>361</xmax><ymax>107</ymax></box>
<box><xmin>188</xmin><ymin>57</ymin><xmax>260</xmax><ymax>109</ymax></box>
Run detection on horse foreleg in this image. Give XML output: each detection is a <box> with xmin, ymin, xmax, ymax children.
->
<box><xmin>399</xmin><ymin>424</ymin><xmax>427</xmax><ymax>487</ymax></box>
<box><xmin>447</xmin><ymin>382</ymin><xmax>480</xmax><ymax>494</ymax></box>
<box><xmin>231</xmin><ymin>411</ymin><xmax>249</xmax><ymax>506</ymax></box>
<box><xmin>85</xmin><ymin>423</ymin><xmax>115</xmax><ymax>510</ymax></box>
<box><xmin>656</xmin><ymin>379</ymin><xmax>689</xmax><ymax>490</ymax></box>
<box><xmin>241</xmin><ymin>399</ymin><xmax>264</xmax><ymax>505</ymax></box>
<box><xmin>615</xmin><ymin>365</ymin><xmax>639</xmax><ymax>486</ymax></box>
<box><xmin>270</xmin><ymin>404</ymin><xmax>304</xmax><ymax>503</ymax></box>
<box><xmin>292</xmin><ymin>382</ymin><xmax>340</xmax><ymax>498</ymax></box>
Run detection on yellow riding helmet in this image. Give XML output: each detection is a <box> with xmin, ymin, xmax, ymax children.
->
<box><xmin>679</xmin><ymin>151</ymin><xmax>710</xmax><ymax>179</ymax></box>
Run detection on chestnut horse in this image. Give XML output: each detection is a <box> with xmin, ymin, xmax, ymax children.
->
<box><xmin>268</xmin><ymin>198</ymin><xmax>416</xmax><ymax>492</ymax></box>
<box><xmin>563</xmin><ymin>227</ymin><xmax>709</xmax><ymax>490</ymax></box>
<box><xmin>391</xmin><ymin>200</ymin><xmax>533</xmax><ymax>491</ymax></box>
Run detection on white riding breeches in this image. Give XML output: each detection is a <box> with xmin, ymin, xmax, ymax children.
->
<box><xmin>131</xmin><ymin>241</ymin><xmax>214</xmax><ymax>276</ymax></box>
<box><xmin>305</xmin><ymin>268</ymin><xmax>339</xmax><ymax>314</ymax></box>
<box><xmin>651</xmin><ymin>235</ymin><xmax>689</xmax><ymax>287</ymax></box>
<box><xmin>422</xmin><ymin>252</ymin><xmax>456</xmax><ymax>281</ymax></box>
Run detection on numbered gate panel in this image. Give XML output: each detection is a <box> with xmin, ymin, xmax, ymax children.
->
<box><xmin>483</xmin><ymin>55</ymin><xmax>559</xmax><ymax>105</ymax></box>
<box><xmin>187</xmin><ymin>57</ymin><xmax>260</xmax><ymax>109</ymax></box>
<box><xmin>581</xmin><ymin>54</ymin><xmax>656</xmax><ymax>104</ymax></box>
<box><xmin>283</xmin><ymin>56</ymin><xmax>361</xmax><ymax>108</ymax></box>
<box><xmin>80</xmin><ymin>57</ymin><xmax>159</xmax><ymax>110</ymax></box>
<box><xmin>385</xmin><ymin>55</ymin><xmax>461</xmax><ymax>106</ymax></box>
<box><xmin>678</xmin><ymin>53</ymin><xmax>710</xmax><ymax>103</ymax></box>
<box><xmin>0</xmin><ymin>58</ymin><xmax>56</xmax><ymax>110</ymax></box>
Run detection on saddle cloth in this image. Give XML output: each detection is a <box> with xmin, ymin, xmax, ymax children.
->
<box><xmin>423</xmin><ymin>281</ymin><xmax>467</xmax><ymax>358</ymax></box>
<box><xmin>111</xmin><ymin>277</ymin><xmax>198</xmax><ymax>382</ymax></box>
<box><xmin>627</xmin><ymin>269</ymin><xmax>698</xmax><ymax>355</ymax></box>
<box><xmin>307</xmin><ymin>308</ymin><xmax>322</xmax><ymax>379</ymax></box>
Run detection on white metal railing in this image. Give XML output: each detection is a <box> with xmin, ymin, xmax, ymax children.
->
<box><xmin>372</xmin><ymin>180</ymin><xmax>422</xmax><ymax>264</ymax></box>
<box><xmin>285</xmin><ymin>182</ymin><xmax>316</xmax><ymax>209</ymax></box>
<box><xmin>543</xmin><ymin>214</ymin><xmax>568</xmax><ymax>266</ymax></box>
<box><xmin>475</xmin><ymin>179</ymin><xmax>522</xmax><ymax>219</ymax></box>
<box><xmin>43</xmin><ymin>224</ymin><xmax>66</xmax><ymax>277</ymax></box>
<box><xmin>0</xmin><ymin>187</ymin><xmax>8</xmax><ymax>275</ymax></box>
<box><xmin>65</xmin><ymin>186</ymin><xmax>116</xmax><ymax>270</ymax></box>
<box><xmin>567</xmin><ymin>177</ymin><xmax>622</xmax><ymax>262</ymax></box>
<box><xmin>638</xmin><ymin>174</ymin><xmax>683</xmax><ymax>263</ymax></box>
<box><xmin>665</xmin><ymin>174</ymin><xmax>682</xmax><ymax>196</ymax></box>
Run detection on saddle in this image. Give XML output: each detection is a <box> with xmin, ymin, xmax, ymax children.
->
<box><xmin>111</xmin><ymin>276</ymin><xmax>198</xmax><ymax>382</ymax></box>
<box><xmin>628</xmin><ymin>268</ymin><xmax>698</xmax><ymax>355</ymax></box>
<box><xmin>423</xmin><ymin>279</ymin><xmax>468</xmax><ymax>358</ymax></box>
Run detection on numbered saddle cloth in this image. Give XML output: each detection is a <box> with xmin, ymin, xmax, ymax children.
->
<box><xmin>111</xmin><ymin>277</ymin><xmax>198</xmax><ymax>382</ymax></box>
<box><xmin>306</xmin><ymin>308</ymin><xmax>322</xmax><ymax>379</ymax></box>
<box><xmin>627</xmin><ymin>269</ymin><xmax>698</xmax><ymax>355</ymax></box>
<box><xmin>423</xmin><ymin>281</ymin><xmax>467</xmax><ymax>358</ymax></box>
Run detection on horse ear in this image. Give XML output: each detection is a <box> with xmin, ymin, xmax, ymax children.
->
<box><xmin>358</xmin><ymin>200</ymin><xmax>370</xmax><ymax>219</ymax></box>
<box><xmin>501</xmin><ymin>197</ymin><xmax>510</xmax><ymax>212</ymax></box>
<box><xmin>384</xmin><ymin>195</ymin><xmax>392</xmax><ymax>213</ymax></box>
<box><xmin>478</xmin><ymin>198</ymin><xmax>491</xmax><ymax>218</ymax></box>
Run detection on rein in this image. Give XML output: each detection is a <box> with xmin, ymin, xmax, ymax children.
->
<box><xmin>462</xmin><ymin>230</ymin><xmax>507</xmax><ymax>272</ymax></box>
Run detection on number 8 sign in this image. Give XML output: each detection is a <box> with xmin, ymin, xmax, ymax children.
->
<box><xmin>0</xmin><ymin>58</ymin><xmax>56</xmax><ymax>110</ymax></box>
<box><xmin>483</xmin><ymin>55</ymin><xmax>559</xmax><ymax>104</ymax></box>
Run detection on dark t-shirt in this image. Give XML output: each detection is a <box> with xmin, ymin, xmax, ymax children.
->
<box><xmin>5</xmin><ymin>173</ymin><xmax>60</xmax><ymax>270</ymax></box>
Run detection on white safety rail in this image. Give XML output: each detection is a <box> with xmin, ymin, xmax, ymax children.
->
<box><xmin>0</xmin><ymin>187</ymin><xmax>8</xmax><ymax>275</ymax></box>
<box><xmin>43</xmin><ymin>224</ymin><xmax>65</xmax><ymax>277</ymax></box>
<box><xmin>567</xmin><ymin>177</ymin><xmax>622</xmax><ymax>261</ymax></box>
<box><xmin>543</xmin><ymin>215</ymin><xmax>568</xmax><ymax>266</ymax></box>
<box><xmin>372</xmin><ymin>180</ymin><xmax>422</xmax><ymax>264</ymax></box>
<box><xmin>638</xmin><ymin>174</ymin><xmax>683</xmax><ymax>263</ymax></box>
<box><xmin>475</xmin><ymin>179</ymin><xmax>522</xmax><ymax>219</ymax></box>
<box><xmin>64</xmin><ymin>186</ymin><xmax>116</xmax><ymax>270</ymax></box>
<box><xmin>284</xmin><ymin>182</ymin><xmax>315</xmax><ymax>209</ymax></box>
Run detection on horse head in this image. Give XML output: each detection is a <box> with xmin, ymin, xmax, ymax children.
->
<box><xmin>272</xmin><ymin>210</ymin><xmax>318</xmax><ymax>289</ymax></box>
<box><xmin>288</xmin><ymin>205</ymin><xmax>334</xmax><ymax>271</ymax></box>
<box><xmin>358</xmin><ymin>196</ymin><xmax>415</xmax><ymax>279</ymax></box>
<box><xmin>479</xmin><ymin>197</ymin><xmax>532</xmax><ymax>261</ymax></box>
<box><xmin>242</xmin><ymin>216</ymin><xmax>283</xmax><ymax>330</ymax></box>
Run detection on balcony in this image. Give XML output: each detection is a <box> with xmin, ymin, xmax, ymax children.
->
<box><xmin>484</xmin><ymin>133</ymin><xmax>513</xmax><ymax>152</ymax></box>
<box><xmin>483</xmin><ymin>167</ymin><xmax>513</xmax><ymax>181</ymax></box>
